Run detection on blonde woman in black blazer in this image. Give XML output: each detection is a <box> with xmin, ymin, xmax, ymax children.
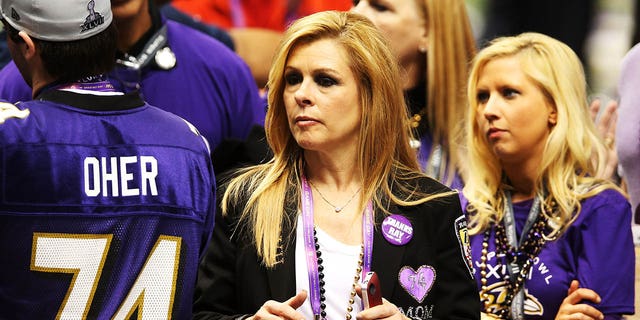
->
<box><xmin>193</xmin><ymin>11</ymin><xmax>479</xmax><ymax>320</ymax></box>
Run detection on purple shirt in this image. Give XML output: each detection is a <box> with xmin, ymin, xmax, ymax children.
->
<box><xmin>0</xmin><ymin>20</ymin><xmax>266</xmax><ymax>150</ymax></box>
<box><xmin>469</xmin><ymin>189</ymin><xmax>635</xmax><ymax>318</ymax></box>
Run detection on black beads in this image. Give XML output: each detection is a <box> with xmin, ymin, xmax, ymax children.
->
<box><xmin>480</xmin><ymin>215</ymin><xmax>550</xmax><ymax>318</ymax></box>
<box><xmin>313</xmin><ymin>227</ymin><xmax>364</xmax><ymax>320</ymax></box>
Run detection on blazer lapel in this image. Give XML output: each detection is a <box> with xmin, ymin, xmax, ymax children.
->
<box><xmin>371</xmin><ymin>205</ymin><xmax>406</xmax><ymax>298</ymax></box>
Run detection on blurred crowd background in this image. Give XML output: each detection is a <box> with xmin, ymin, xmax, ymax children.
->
<box><xmin>466</xmin><ymin>0</ymin><xmax>636</xmax><ymax>98</ymax></box>
<box><xmin>0</xmin><ymin>0</ymin><xmax>636</xmax><ymax>98</ymax></box>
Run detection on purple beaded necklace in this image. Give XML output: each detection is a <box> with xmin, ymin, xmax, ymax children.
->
<box><xmin>300</xmin><ymin>174</ymin><xmax>374</xmax><ymax>320</ymax></box>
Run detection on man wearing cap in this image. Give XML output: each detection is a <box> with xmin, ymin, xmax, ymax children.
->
<box><xmin>0</xmin><ymin>0</ymin><xmax>265</xmax><ymax>151</ymax></box>
<box><xmin>0</xmin><ymin>0</ymin><xmax>215</xmax><ymax>318</ymax></box>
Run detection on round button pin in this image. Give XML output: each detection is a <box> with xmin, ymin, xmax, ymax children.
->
<box><xmin>155</xmin><ymin>47</ymin><xmax>177</xmax><ymax>70</ymax></box>
<box><xmin>381</xmin><ymin>214</ymin><xmax>413</xmax><ymax>245</ymax></box>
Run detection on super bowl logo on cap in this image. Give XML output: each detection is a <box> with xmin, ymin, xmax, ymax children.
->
<box><xmin>10</xmin><ymin>7</ymin><xmax>20</xmax><ymax>21</ymax></box>
<box><xmin>81</xmin><ymin>0</ymin><xmax>105</xmax><ymax>33</ymax></box>
<box><xmin>382</xmin><ymin>215</ymin><xmax>413</xmax><ymax>246</ymax></box>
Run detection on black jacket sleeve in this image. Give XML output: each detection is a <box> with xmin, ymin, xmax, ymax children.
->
<box><xmin>429</xmin><ymin>192</ymin><xmax>479</xmax><ymax>319</ymax></box>
<box><xmin>193</xmin><ymin>207</ymin><xmax>251</xmax><ymax>320</ymax></box>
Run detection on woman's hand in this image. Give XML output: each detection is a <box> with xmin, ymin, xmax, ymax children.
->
<box><xmin>355</xmin><ymin>284</ymin><xmax>408</xmax><ymax>320</ymax></box>
<box><xmin>356</xmin><ymin>298</ymin><xmax>409</xmax><ymax>320</ymax></box>
<box><xmin>555</xmin><ymin>280</ymin><xmax>604</xmax><ymax>320</ymax></box>
<box><xmin>247</xmin><ymin>290</ymin><xmax>308</xmax><ymax>320</ymax></box>
<box><xmin>589</xmin><ymin>98</ymin><xmax>619</xmax><ymax>180</ymax></box>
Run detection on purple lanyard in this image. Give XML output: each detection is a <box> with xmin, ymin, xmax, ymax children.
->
<box><xmin>300</xmin><ymin>175</ymin><xmax>374</xmax><ymax>318</ymax></box>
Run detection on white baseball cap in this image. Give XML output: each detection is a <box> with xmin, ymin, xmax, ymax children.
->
<box><xmin>0</xmin><ymin>0</ymin><xmax>113</xmax><ymax>41</ymax></box>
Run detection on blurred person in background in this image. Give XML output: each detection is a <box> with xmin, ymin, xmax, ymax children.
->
<box><xmin>172</xmin><ymin>0</ymin><xmax>353</xmax><ymax>88</ymax></box>
<box><xmin>616</xmin><ymin>41</ymin><xmax>640</xmax><ymax>231</ymax></box>
<box><xmin>351</xmin><ymin>0</ymin><xmax>476</xmax><ymax>191</ymax></box>
<box><xmin>479</xmin><ymin>0</ymin><xmax>594</xmax><ymax>64</ymax></box>
<box><xmin>0</xmin><ymin>0</ymin><xmax>265</xmax><ymax>152</ymax></box>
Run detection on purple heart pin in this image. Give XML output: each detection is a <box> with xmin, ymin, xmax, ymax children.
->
<box><xmin>398</xmin><ymin>265</ymin><xmax>436</xmax><ymax>303</ymax></box>
<box><xmin>381</xmin><ymin>214</ymin><xmax>413</xmax><ymax>246</ymax></box>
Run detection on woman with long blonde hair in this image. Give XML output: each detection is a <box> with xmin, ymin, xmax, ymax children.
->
<box><xmin>352</xmin><ymin>0</ymin><xmax>476</xmax><ymax>188</ymax></box>
<box><xmin>194</xmin><ymin>10</ymin><xmax>479</xmax><ymax>320</ymax></box>
<box><xmin>464</xmin><ymin>32</ymin><xmax>634</xmax><ymax>319</ymax></box>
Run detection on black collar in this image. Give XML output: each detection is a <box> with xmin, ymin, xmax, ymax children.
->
<box><xmin>35</xmin><ymin>89</ymin><xmax>145</xmax><ymax>112</ymax></box>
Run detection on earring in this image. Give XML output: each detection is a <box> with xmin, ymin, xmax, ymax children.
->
<box><xmin>419</xmin><ymin>46</ymin><xmax>427</xmax><ymax>53</ymax></box>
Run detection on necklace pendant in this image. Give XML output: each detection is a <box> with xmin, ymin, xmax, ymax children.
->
<box><xmin>335</xmin><ymin>207</ymin><xmax>342</xmax><ymax>213</ymax></box>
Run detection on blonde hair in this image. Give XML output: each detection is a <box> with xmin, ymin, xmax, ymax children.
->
<box><xmin>222</xmin><ymin>11</ymin><xmax>452</xmax><ymax>267</ymax></box>
<box><xmin>464</xmin><ymin>32</ymin><xmax>623</xmax><ymax>237</ymax></box>
<box><xmin>420</xmin><ymin>0</ymin><xmax>476</xmax><ymax>183</ymax></box>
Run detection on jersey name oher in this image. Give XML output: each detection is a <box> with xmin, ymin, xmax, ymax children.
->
<box><xmin>83</xmin><ymin>156</ymin><xmax>159</xmax><ymax>197</ymax></box>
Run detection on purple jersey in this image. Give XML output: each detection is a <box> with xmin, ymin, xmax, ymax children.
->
<box><xmin>469</xmin><ymin>189</ymin><xmax>635</xmax><ymax>318</ymax></box>
<box><xmin>0</xmin><ymin>19</ymin><xmax>266</xmax><ymax>150</ymax></box>
<box><xmin>0</xmin><ymin>90</ymin><xmax>215</xmax><ymax>319</ymax></box>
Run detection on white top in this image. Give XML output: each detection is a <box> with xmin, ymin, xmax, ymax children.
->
<box><xmin>295</xmin><ymin>214</ymin><xmax>364</xmax><ymax>319</ymax></box>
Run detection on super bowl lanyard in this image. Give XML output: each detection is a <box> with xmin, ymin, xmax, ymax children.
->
<box><xmin>115</xmin><ymin>25</ymin><xmax>169</xmax><ymax>71</ymax></box>
<box><xmin>300</xmin><ymin>175</ymin><xmax>374</xmax><ymax>319</ymax></box>
<box><xmin>503</xmin><ymin>191</ymin><xmax>542</xmax><ymax>320</ymax></box>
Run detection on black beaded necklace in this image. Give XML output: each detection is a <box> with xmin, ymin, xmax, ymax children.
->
<box><xmin>479</xmin><ymin>200</ymin><xmax>551</xmax><ymax>319</ymax></box>
<box><xmin>313</xmin><ymin>228</ymin><xmax>364</xmax><ymax>320</ymax></box>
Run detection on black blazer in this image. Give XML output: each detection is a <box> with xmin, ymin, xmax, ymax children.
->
<box><xmin>193</xmin><ymin>177</ymin><xmax>480</xmax><ymax>320</ymax></box>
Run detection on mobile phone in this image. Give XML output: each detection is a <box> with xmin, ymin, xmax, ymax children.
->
<box><xmin>361</xmin><ymin>271</ymin><xmax>383</xmax><ymax>309</ymax></box>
